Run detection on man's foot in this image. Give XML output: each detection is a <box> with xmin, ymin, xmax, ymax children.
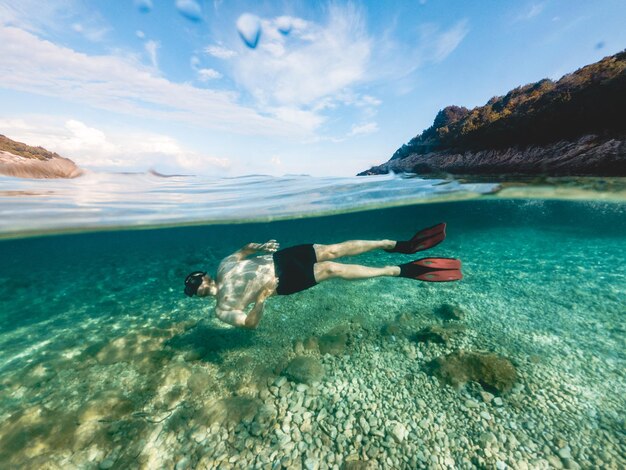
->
<box><xmin>398</xmin><ymin>257</ymin><xmax>462</xmax><ymax>282</ymax></box>
<box><xmin>386</xmin><ymin>222</ymin><xmax>446</xmax><ymax>254</ymax></box>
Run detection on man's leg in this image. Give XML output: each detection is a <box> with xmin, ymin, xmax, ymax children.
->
<box><xmin>314</xmin><ymin>240</ymin><xmax>395</xmax><ymax>261</ymax></box>
<box><xmin>314</xmin><ymin>261</ymin><xmax>400</xmax><ymax>283</ymax></box>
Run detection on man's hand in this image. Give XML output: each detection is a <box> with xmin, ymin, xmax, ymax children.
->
<box><xmin>235</xmin><ymin>240</ymin><xmax>280</xmax><ymax>261</ymax></box>
<box><xmin>245</xmin><ymin>240</ymin><xmax>279</xmax><ymax>253</ymax></box>
<box><xmin>243</xmin><ymin>284</ymin><xmax>275</xmax><ymax>329</ymax></box>
<box><xmin>259</xmin><ymin>240</ymin><xmax>279</xmax><ymax>253</ymax></box>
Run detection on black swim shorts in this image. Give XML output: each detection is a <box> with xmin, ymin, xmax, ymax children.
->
<box><xmin>272</xmin><ymin>244</ymin><xmax>318</xmax><ymax>295</ymax></box>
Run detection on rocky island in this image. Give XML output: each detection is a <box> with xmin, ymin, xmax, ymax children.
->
<box><xmin>0</xmin><ymin>135</ymin><xmax>83</xmax><ymax>179</ymax></box>
<box><xmin>359</xmin><ymin>50</ymin><xmax>626</xmax><ymax>177</ymax></box>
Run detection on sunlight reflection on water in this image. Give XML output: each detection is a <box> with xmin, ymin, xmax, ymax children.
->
<box><xmin>0</xmin><ymin>172</ymin><xmax>495</xmax><ymax>237</ymax></box>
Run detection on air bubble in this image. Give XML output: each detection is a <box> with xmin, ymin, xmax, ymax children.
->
<box><xmin>236</xmin><ymin>13</ymin><xmax>261</xmax><ymax>49</ymax></box>
<box><xmin>276</xmin><ymin>16</ymin><xmax>292</xmax><ymax>35</ymax></box>
<box><xmin>176</xmin><ymin>0</ymin><xmax>203</xmax><ymax>22</ymax></box>
<box><xmin>134</xmin><ymin>0</ymin><xmax>153</xmax><ymax>14</ymax></box>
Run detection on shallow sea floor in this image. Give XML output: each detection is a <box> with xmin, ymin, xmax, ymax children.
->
<box><xmin>0</xmin><ymin>199</ymin><xmax>624</xmax><ymax>469</ymax></box>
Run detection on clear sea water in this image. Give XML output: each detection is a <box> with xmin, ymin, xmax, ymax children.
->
<box><xmin>0</xmin><ymin>172</ymin><xmax>624</xmax><ymax>469</ymax></box>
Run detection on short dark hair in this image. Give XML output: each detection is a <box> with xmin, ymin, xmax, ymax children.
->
<box><xmin>184</xmin><ymin>271</ymin><xmax>207</xmax><ymax>297</ymax></box>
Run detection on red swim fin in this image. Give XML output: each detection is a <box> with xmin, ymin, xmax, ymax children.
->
<box><xmin>399</xmin><ymin>257</ymin><xmax>463</xmax><ymax>282</ymax></box>
<box><xmin>412</xmin><ymin>257</ymin><xmax>460</xmax><ymax>270</ymax></box>
<box><xmin>387</xmin><ymin>222</ymin><xmax>446</xmax><ymax>254</ymax></box>
<box><xmin>416</xmin><ymin>269</ymin><xmax>463</xmax><ymax>282</ymax></box>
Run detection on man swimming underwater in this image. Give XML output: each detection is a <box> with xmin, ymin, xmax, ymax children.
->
<box><xmin>184</xmin><ymin>223</ymin><xmax>461</xmax><ymax>329</ymax></box>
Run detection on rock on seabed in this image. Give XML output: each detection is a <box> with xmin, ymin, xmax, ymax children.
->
<box><xmin>427</xmin><ymin>350</ymin><xmax>518</xmax><ymax>394</ymax></box>
<box><xmin>318</xmin><ymin>326</ymin><xmax>349</xmax><ymax>355</ymax></box>
<box><xmin>413</xmin><ymin>324</ymin><xmax>465</xmax><ymax>344</ymax></box>
<box><xmin>282</xmin><ymin>356</ymin><xmax>324</xmax><ymax>384</ymax></box>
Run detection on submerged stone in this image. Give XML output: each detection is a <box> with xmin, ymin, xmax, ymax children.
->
<box><xmin>388</xmin><ymin>421</ymin><xmax>409</xmax><ymax>443</ymax></box>
<box><xmin>396</xmin><ymin>312</ymin><xmax>413</xmax><ymax>324</ymax></box>
<box><xmin>282</xmin><ymin>356</ymin><xmax>324</xmax><ymax>384</ymax></box>
<box><xmin>437</xmin><ymin>303</ymin><xmax>466</xmax><ymax>321</ymax></box>
<box><xmin>183</xmin><ymin>349</ymin><xmax>204</xmax><ymax>362</ymax></box>
<box><xmin>202</xmin><ymin>396</ymin><xmax>266</xmax><ymax>427</ymax></box>
<box><xmin>303</xmin><ymin>336</ymin><xmax>319</xmax><ymax>351</ymax></box>
<box><xmin>381</xmin><ymin>322</ymin><xmax>402</xmax><ymax>337</ymax></box>
<box><xmin>319</xmin><ymin>327</ymin><xmax>348</xmax><ymax>355</ymax></box>
<box><xmin>343</xmin><ymin>459</ymin><xmax>377</xmax><ymax>470</ymax></box>
<box><xmin>187</xmin><ymin>371</ymin><xmax>211</xmax><ymax>394</ymax></box>
<box><xmin>249</xmin><ymin>403</ymin><xmax>277</xmax><ymax>437</ymax></box>
<box><xmin>293</xmin><ymin>340</ymin><xmax>305</xmax><ymax>354</ymax></box>
<box><xmin>413</xmin><ymin>324</ymin><xmax>465</xmax><ymax>344</ymax></box>
<box><xmin>427</xmin><ymin>350</ymin><xmax>518</xmax><ymax>395</ymax></box>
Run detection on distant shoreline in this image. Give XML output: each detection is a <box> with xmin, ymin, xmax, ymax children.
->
<box><xmin>0</xmin><ymin>134</ymin><xmax>83</xmax><ymax>179</ymax></box>
<box><xmin>0</xmin><ymin>150</ymin><xmax>83</xmax><ymax>179</ymax></box>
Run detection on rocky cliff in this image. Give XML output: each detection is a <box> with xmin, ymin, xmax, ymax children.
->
<box><xmin>0</xmin><ymin>135</ymin><xmax>83</xmax><ymax>179</ymax></box>
<box><xmin>359</xmin><ymin>50</ymin><xmax>626</xmax><ymax>177</ymax></box>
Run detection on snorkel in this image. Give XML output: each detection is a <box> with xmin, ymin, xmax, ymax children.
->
<box><xmin>184</xmin><ymin>271</ymin><xmax>207</xmax><ymax>297</ymax></box>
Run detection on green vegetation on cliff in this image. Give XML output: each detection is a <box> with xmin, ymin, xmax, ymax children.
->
<box><xmin>391</xmin><ymin>50</ymin><xmax>626</xmax><ymax>161</ymax></box>
<box><xmin>0</xmin><ymin>135</ymin><xmax>63</xmax><ymax>161</ymax></box>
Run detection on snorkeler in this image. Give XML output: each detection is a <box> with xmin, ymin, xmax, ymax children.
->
<box><xmin>184</xmin><ymin>223</ymin><xmax>461</xmax><ymax>329</ymax></box>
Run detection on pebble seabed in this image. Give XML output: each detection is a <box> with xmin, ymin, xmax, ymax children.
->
<box><xmin>0</xmin><ymin>204</ymin><xmax>624</xmax><ymax>470</ymax></box>
<box><xmin>0</xmin><ymin>289</ymin><xmax>624</xmax><ymax>470</ymax></box>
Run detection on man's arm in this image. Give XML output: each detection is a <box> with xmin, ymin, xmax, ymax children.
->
<box><xmin>231</xmin><ymin>240</ymin><xmax>279</xmax><ymax>261</ymax></box>
<box><xmin>215</xmin><ymin>287</ymin><xmax>273</xmax><ymax>329</ymax></box>
<box><xmin>214</xmin><ymin>301</ymin><xmax>265</xmax><ymax>329</ymax></box>
<box><xmin>214</xmin><ymin>307</ymin><xmax>247</xmax><ymax>328</ymax></box>
<box><xmin>243</xmin><ymin>300</ymin><xmax>266</xmax><ymax>329</ymax></box>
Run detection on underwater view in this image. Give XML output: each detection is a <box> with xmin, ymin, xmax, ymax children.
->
<box><xmin>0</xmin><ymin>174</ymin><xmax>625</xmax><ymax>469</ymax></box>
<box><xmin>1</xmin><ymin>1</ymin><xmax>625</xmax><ymax>469</ymax></box>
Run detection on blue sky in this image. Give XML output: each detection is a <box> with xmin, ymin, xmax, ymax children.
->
<box><xmin>0</xmin><ymin>0</ymin><xmax>624</xmax><ymax>176</ymax></box>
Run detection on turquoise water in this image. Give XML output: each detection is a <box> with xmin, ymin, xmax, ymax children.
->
<box><xmin>0</xmin><ymin>176</ymin><xmax>625</xmax><ymax>469</ymax></box>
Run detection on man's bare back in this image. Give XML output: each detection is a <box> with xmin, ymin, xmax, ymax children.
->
<box><xmin>213</xmin><ymin>241</ymin><xmax>279</xmax><ymax>328</ymax></box>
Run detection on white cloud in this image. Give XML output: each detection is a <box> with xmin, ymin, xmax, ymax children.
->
<box><xmin>348</xmin><ymin>122</ymin><xmax>379</xmax><ymax>137</ymax></box>
<box><xmin>0</xmin><ymin>1</ymin><xmax>66</xmax><ymax>33</ymax></box>
<box><xmin>357</xmin><ymin>95</ymin><xmax>382</xmax><ymax>107</ymax></box>
<box><xmin>0</xmin><ymin>3</ymin><xmax>470</xmax><ymax>148</ymax></box>
<box><xmin>197</xmin><ymin>68</ymin><xmax>222</xmax><ymax>81</ymax></box>
<box><xmin>0</xmin><ymin>117</ymin><xmax>229</xmax><ymax>173</ymax></box>
<box><xmin>1</xmin><ymin>0</ymin><xmax>109</xmax><ymax>40</ymax></box>
<box><xmin>0</xmin><ymin>26</ymin><xmax>313</xmax><ymax>136</ymax></box>
<box><xmin>71</xmin><ymin>22</ymin><xmax>108</xmax><ymax>42</ymax></box>
<box><xmin>204</xmin><ymin>44</ymin><xmax>237</xmax><ymax>59</ymax></box>
<box><xmin>266</xmin><ymin>106</ymin><xmax>325</xmax><ymax>133</ymax></box>
<box><xmin>370</xmin><ymin>20</ymin><xmax>469</xmax><ymax>89</ymax></box>
<box><xmin>232</xmin><ymin>5</ymin><xmax>371</xmax><ymax>109</ymax></box>
<box><xmin>420</xmin><ymin>20</ymin><xmax>469</xmax><ymax>63</ymax></box>
<box><xmin>518</xmin><ymin>3</ymin><xmax>545</xmax><ymax>21</ymax></box>
<box><xmin>145</xmin><ymin>40</ymin><xmax>160</xmax><ymax>68</ymax></box>
<box><xmin>136</xmin><ymin>30</ymin><xmax>146</xmax><ymax>39</ymax></box>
